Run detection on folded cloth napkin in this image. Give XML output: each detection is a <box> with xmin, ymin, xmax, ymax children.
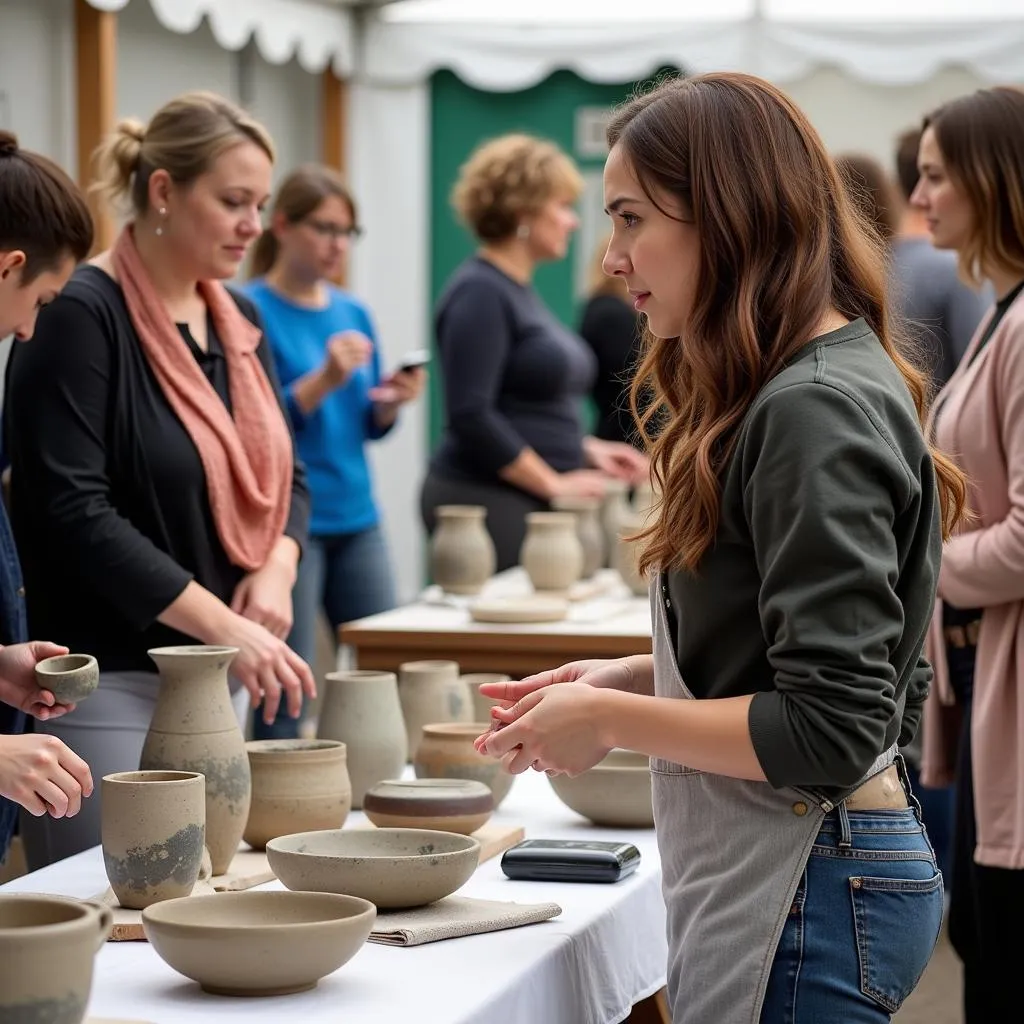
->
<box><xmin>369</xmin><ymin>896</ymin><xmax>562</xmax><ymax>947</ymax></box>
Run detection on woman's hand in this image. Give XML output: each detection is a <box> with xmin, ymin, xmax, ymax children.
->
<box><xmin>219</xmin><ymin>613</ymin><xmax>316</xmax><ymax>726</ymax></box>
<box><xmin>0</xmin><ymin>641</ymin><xmax>78</xmax><ymax>721</ymax></box>
<box><xmin>322</xmin><ymin>331</ymin><xmax>373</xmax><ymax>389</ymax></box>
<box><xmin>477</xmin><ymin>682</ymin><xmax>613</xmax><ymax>777</ymax></box>
<box><xmin>0</xmin><ymin>733</ymin><xmax>93</xmax><ymax>818</ymax></box>
<box><xmin>583</xmin><ymin>436</ymin><xmax>649</xmax><ymax>485</ymax></box>
<box><xmin>370</xmin><ymin>367</ymin><xmax>427</xmax><ymax>428</ymax></box>
<box><xmin>477</xmin><ymin>658</ymin><xmax>640</xmax><ymax>707</ymax></box>
<box><xmin>230</xmin><ymin>541</ymin><xmax>299</xmax><ymax>640</ymax></box>
<box><xmin>548</xmin><ymin>469</ymin><xmax>608</xmax><ymax>500</ymax></box>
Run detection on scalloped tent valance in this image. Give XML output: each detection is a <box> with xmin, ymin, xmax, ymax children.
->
<box><xmin>84</xmin><ymin>0</ymin><xmax>357</xmax><ymax>75</ymax></box>
<box><xmin>360</xmin><ymin>16</ymin><xmax>1024</xmax><ymax>90</ymax></box>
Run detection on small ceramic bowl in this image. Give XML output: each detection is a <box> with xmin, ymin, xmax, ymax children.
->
<box><xmin>34</xmin><ymin>654</ymin><xmax>99</xmax><ymax>704</ymax></box>
<box><xmin>267</xmin><ymin>827</ymin><xmax>480</xmax><ymax>909</ymax></box>
<box><xmin>362</xmin><ymin>778</ymin><xmax>493</xmax><ymax>834</ymax></box>
<box><xmin>141</xmin><ymin>890</ymin><xmax>375</xmax><ymax>996</ymax></box>
<box><xmin>548</xmin><ymin>748</ymin><xmax>655</xmax><ymax>828</ymax></box>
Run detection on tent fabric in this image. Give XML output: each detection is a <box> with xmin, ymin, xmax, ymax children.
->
<box><xmin>84</xmin><ymin>0</ymin><xmax>356</xmax><ymax>74</ymax></box>
<box><xmin>361</xmin><ymin>17</ymin><xmax>1024</xmax><ymax>89</ymax></box>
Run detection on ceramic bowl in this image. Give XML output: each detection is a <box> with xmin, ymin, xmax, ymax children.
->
<box><xmin>362</xmin><ymin>778</ymin><xmax>493</xmax><ymax>834</ymax></box>
<box><xmin>141</xmin><ymin>890</ymin><xmax>375</xmax><ymax>996</ymax></box>
<box><xmin>548</xmin><ymin>748</ymin><xmax>655</xmax><ymax>827</ymax></box>
<box><xmin>34</xmin><ymin>654</ymin><xmax>99</xmax><ymax>704</ymax></box>
<box><xmin>267</xmin><ymin>827</ymin><xmax>480</xmax><ymax>909</ymax></box>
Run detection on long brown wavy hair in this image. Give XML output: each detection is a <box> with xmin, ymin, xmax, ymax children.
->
<box><xmin>609</xmin><ymin>74</ymin><xmax>966</xmax><ymax>574</ymax></box>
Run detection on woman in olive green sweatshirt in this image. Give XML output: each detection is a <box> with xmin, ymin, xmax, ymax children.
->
<box><xmin>478</xmin><ymin>74</ymin><xmax>966</xmax><ymax>1024</ymax></box>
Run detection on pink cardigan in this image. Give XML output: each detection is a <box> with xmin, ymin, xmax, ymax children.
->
<box><xmin>922</xmin><ymin>290</ymin><xmax>1024</xmax><ymax>870</ymax></box>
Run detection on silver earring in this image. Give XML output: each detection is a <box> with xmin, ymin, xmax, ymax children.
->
<box><xmin>155</xmin><ymin>207</ymin><xmax>166</xmax><ymax>237</ymax></box>
<box><xmin>516</xmin><ymin>224</ymin><xmax>530</xmax><ymax>240</ymax></box>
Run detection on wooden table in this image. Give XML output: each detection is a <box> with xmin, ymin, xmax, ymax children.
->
<box><xmin>339</xmin><ymin>569</ymin><xmax>652</xmax><ymax>677</ymax></box>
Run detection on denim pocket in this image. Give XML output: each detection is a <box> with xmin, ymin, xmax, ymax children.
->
<box><xmin>850</xmin><ymin>871</ymin><xmax>943</xmax><ymax>1012</ymax></box>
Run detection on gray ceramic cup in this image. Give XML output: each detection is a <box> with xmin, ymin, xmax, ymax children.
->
<box><xmin>34</xmin><ymin>653</ymin><xmax>99</xmax><ymax>704</ymax></box>
<box><xmin>101</xmin><ymin>770</ymin><xmax>206</xmax><ymax>909</ymax></box>
<box><xmin>0</xmin><ymin>894</ymin><xmax>112</xmax><ymax>1024</ymax></box>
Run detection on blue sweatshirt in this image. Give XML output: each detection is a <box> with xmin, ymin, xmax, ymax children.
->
<box><xmin>244</xmin><ymin>281</ymin><xmax>391</xmax><ymax>536</ymax></box>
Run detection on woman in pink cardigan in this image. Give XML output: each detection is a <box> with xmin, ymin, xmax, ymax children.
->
<box><xmin>914</xmin><ymin>86</ymin><xmax>1024</xmax><ymax>1023</ymax></box>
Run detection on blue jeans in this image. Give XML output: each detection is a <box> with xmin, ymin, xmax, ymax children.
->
<box><xmin>762</xmin><ymin>800</ymin><xmax>943</xmax><ymax>1022</ymax></box>
<box><xmin>251</xmin><ymin>524</ymin><xmax>396</xmax><ymax>740</ymax></box>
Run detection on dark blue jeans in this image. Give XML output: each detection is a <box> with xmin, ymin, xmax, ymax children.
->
<box><xmin>251</xmin><ymin>524</ymin><xmax>396</xmax><ymax>741</ymax></box>
<box><xmin>762</xmin><ymin>796</ymin><xmax>943</xmax><ymax>1022</ymax></box>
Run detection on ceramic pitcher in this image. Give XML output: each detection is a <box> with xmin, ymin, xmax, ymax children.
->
<box><xmin>430</xmin><ymin>505</ymin><xmax>497</xmax><ymax>594</ymax></box>
<box><xmin>520</xmin><ymin>511</ymin><xmax>584</xmax><ymax>592</ymax></box>
<box><xmin>140</xmin><ymin>645</ymin><xmax>251</xmax><ymax>875</ymax></box>
<box><xmin>317</xmin><ymin>671</ymin><xmax>407</xmax><ymax>808</ymax></box>
<box><xmin>397</xmin><ymin>660</ymin><xmax>472</xmax><ymax>759</ymax></box>
<box><xmin>552</xmin><ymin>496</ymin><xmax>604</xmax><ymax>579</ymax></box>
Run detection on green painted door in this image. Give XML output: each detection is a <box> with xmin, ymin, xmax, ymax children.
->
<box><xmin>427</xmin><ymin>68</ymin><xmax>673</xmax><ymax>447</ymax></box>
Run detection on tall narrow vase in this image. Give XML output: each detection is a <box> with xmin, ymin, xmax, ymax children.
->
<box><xmin>140</xmin><ymin>646</ymin><xmax>250</xmax><ymax>875</ymax></box>
<box><xmin>317</xmin><ymin>671</ymin><xmax>408</xmax><ymax>809</ymax></box>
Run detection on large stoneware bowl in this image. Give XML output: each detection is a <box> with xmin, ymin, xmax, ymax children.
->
<box><xmin>142</xmin><ymin>890</ymin><xmax>375</xmax><ymax>996</ymax></box>
<box><xmin>548</xmin><ymin>748</ymin><xmax>654</xmax><ymax>827</ymax></box>
<box><xmin>267</xmin><ymin>828</ymin><xmax>480</xmax><ymax>909</ymax></box>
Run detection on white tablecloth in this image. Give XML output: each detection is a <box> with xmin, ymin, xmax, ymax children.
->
<box><xmin>1</xmin><ymin>770</ymin><xmax>667</xmax><ymax>1024</ymax></box>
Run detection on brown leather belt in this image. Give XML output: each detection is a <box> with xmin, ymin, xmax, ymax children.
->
<box><xmin>944</xmin><ymin>620</ymin><xmax>981</xmax><ymax>648</ymax></box>
<box><xmin>844</xmin><ymin>765</ymin><xmax>908</xmax><ymax>811</ymax></box>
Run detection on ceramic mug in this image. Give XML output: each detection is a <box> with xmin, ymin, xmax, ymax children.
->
<box><xmin>0</xmin><ymin>894</ymin><xmax>112</xmax><ymax>1024</ymax></box>
<box><xmin>101</xmin><ymin>770</ymin><xmax>206</xmax><ymax>909</ymax></box>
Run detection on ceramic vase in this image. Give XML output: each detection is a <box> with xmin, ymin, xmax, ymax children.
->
<box><xmin>243</xmin><ymin>739</ymin><xmax>352</xmax><ymax>848</ymax></box>
<box><xmin>430</xmin><ymin>505</ymin><xmax>497</xmax><ymax>595</ymax></box>
<box><xmin>551</xmin><ymin>496</ymin><xmax>604</xmax><ymax>579</ymax></box>
<box><xmin>414</xmin><ymin>723</ymin><xmax>515</xmax><ymax>808</ymax></box>
<box><xmin>316</xmin><ymin>671</ymin><xmax>407</xmax><ymax>808</ymax></box>
<box><xmin>397</xmin><ymin>660</ymin><xmax>471</xmax><ymax>760</ymax></box>
<box><xmin>601</xmin><ymin>479</ymin><xmax>633</xmax><ymax>567</ymax></box>
<box><xmin>615</xmin><ymin>514</ymin><xmax>649</xmax><ymax>596</ymax></box>
<box><xmin>520</xmin><ymin>512</ymin><xmax>583</xmax><ymax>593</ymax></box>
<box><xmin>140</xmin><ymin>645</ymin><xmax>251</xmax><ymax>876</ymax></box>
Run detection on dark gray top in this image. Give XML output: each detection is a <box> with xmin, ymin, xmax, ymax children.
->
<box><xmin>430</xmin><ymin>257</ymin><xmax>596</xmax><ymax>482</ymax></box>
<box><xmin>666</xmin><ymin>319</ymin><xmax>942</xmax><ymax>790</ymax></box>
<box><xmin>891</xmin><ymin>237</ymin><xmax>989</xmax><ymax>388</ymax></box>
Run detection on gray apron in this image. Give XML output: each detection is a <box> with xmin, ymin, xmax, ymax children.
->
<box><xmin>650</xmin><ymin>579</ymin><xmax>897</xmax><ymax>1023</ymax></box>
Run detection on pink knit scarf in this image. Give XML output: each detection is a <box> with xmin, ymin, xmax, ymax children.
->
<box><xmin>112</xmin><ymin>226</ymin><xmax>293</xmax><ymax>571</ymax></box>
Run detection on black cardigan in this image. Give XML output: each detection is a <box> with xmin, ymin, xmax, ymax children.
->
<box><xmin>3</xmin><ymin>265</ymin><xmax>310</xmax><ymax>673</ymax></box>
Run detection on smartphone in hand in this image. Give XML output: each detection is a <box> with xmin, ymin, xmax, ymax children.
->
<box><xmin>395</xmin><ymin>348</ymin><xmax>431</xmax><ymax>374</ymax></box>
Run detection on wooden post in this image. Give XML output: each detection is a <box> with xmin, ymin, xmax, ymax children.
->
<box><xmin>321</xmin><ymin>68</ymin><xmax>348</xmax><ymax>177</ymax></box>
<box><xmin>74</xmin><ymin>0</ymin><xmax>117</xmax><ymax>252</ymax></box>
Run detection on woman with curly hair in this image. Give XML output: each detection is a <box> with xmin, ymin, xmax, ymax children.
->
<box><xmin>420</xmin><ymin>134</ymin><xmax>648</xmax><ymax>571</ymax></box>
<box><xmin>477</xmin><ymin>74</ymin><xmax>965</xmax><ymax>1022</ymax></box>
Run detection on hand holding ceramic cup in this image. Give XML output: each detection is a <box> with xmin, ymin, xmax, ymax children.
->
<box><xmin>0</xmin><ymin>893</ymin><xmax>112</xmax><ymax>1024</ymax></box>
<box><xmin>101</xmin><ymin>770</ymin><xmax>206</xmax><ymax>910</ymax></box>
<box><xmin>34</xmin><ymin>653</ymin><xmax>99</xmax><ymax>705</ymax></box>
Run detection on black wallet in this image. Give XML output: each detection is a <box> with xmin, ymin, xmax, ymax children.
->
<box><xmin>500</xmin><ymin>839</ymin><xmax>641</xmax><ymax>883</ymax></box>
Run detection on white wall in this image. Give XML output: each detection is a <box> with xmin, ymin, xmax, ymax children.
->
<box><xmin>348</xmin><ymin>80</ymin><xmax>431</xmax><ymax>603</ymax></box>
<box><xmin>0</xmin><ymin>0</ymin><xmax>75</xmax><ymax>167</ymax></box>
<box><xmin>782</xmin><ymin>65</ymin><xmax>992</xmax><ymax>165</ymax></box>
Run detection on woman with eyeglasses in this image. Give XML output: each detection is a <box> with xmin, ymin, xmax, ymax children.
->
<box><xmin>246</xmin><ymin>164</ymin><xmax>424</xmax><ymax>739</ymax></box>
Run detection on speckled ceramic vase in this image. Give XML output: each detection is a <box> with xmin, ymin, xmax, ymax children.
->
<box><xmin>520</xmin><ymin>512</ymin><xmax>583</xmax><ymax>593</ymax></box>
<box><xmin>551</xmin><ymin>496</ymin><xmax>604</xmax><ymax>579</ymax></box>
<box><xmin>430</xmin><ymin>505</ymin><xmax>497</xmax><ymax>595</ymax></box>
<box><xmin>140</xmin><ymin>646</ymin><xmax>250</xmax><ymax>875</ymax></box>
<box><xmin>101</xmin><ymin>770</ymin><xmax>206</xmax><ymax>909</ymax></box>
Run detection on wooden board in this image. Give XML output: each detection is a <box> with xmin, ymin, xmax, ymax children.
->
<box><xmin>94</xmin><ymin>847</ymin><xmax>275</xmax><ymax>941</ymax></box>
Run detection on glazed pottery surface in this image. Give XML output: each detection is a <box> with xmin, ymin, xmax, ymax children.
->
<box><xmin>142</xmin><ymin>890</ymin><xmax>375</xmax><ymax>997</ymax></box>
<box><xmin>34</xmin><ymin>653</ymin><xmax>99</xmax><ymax>704</ymax></box>
<box><xmin>140</xmin><ymin>646</ymin><xmax>251</xmax><ymax>875</ymax></box>
<box><xmin>244</xmin><ymin>739</ymin><xmax>352</xmax><ymax>849</ymax></box>
<box><xmin>362</xmin><ymin>778</ymin><xmax>493</xmax><ymax>834</ymax></box>
<box><xmin>519</xmin><ymin>512</ymin><xmax>584</xmax><ymax>593</ymax></box>
<box><xmin>316</xmin><ymin>671</ymin><xmax>407</xmax><ymax>808</ymax></box>
<box><xmin>267</xmin><ymin>827</ymin><xmax>480</xmax><ymax>909</ymax></box>
<box><xmin>462</xmin><ymin>672</ymin><xmax>511</xmax><ymax>723</ymax></box>
<box><xmin>101</xmin><ymin>770</ymin><xmax>206</xmax><ymax>910</ymax></box>
<box><xmin>430</xmin><ymin>505</ymin><xmax>496</xmax><ymax>595</ymax></box>
<box><xmin>551</xmin><ymin>496</ymin><xmax>604</xmax><ymax>579</ymax></box>
<box><xmin>414</xmin><ymin>723</ymin><xmax>515</xmax><ymax>808</ymax></box>
<box><xmin>397</xmin><ymin>660</ymin><xmax>471</xmax><ymax>760</ymax></box>
<box><xmin>0</xmin><ymin>894</ymin><xmax>112</xmax><ymax>1024</ymax></box>
<box><xmin>548</xmin><ymin>748</ymin><xmax>654</xmax><ymax>827</ymax></box>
